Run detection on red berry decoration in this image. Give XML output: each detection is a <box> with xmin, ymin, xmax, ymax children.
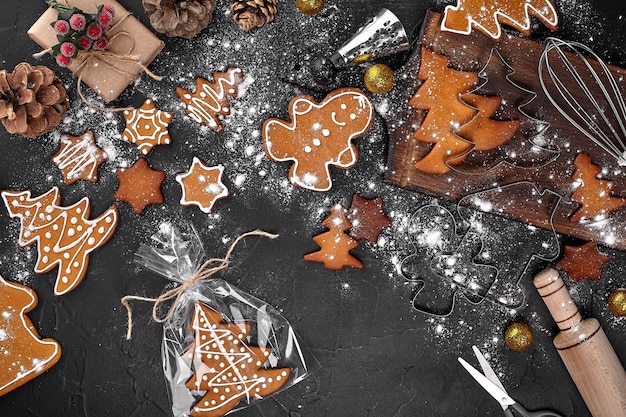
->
<box><xmin>92</xmin><ymin>37</ymin><xmax>108</xmax><ymax>51</ymax></box>
<box><xmin>55</xmin><ymin>54</ymin><xmax>72</xmax><ymax>67</ymax></box>
<box><xmin>69</xmin><ymin>13</ymin><xmax>87</xmax><ymax>31</ymax></box>
<box><xmin>59</xmin><ymin>42</ymin><xmax>76</xmax><ymax>58</ymax></box>
<box><xmin>77</xmin><ymin>36</ymin><xmax>92</xmax><ymax>50</ymax></box>
<box><xmin>53</xmin><ymin>20</ymin><xmax>70</xmax><ymax>35</ymax></box>
<box><xmin>45</xmin><ymin>1</ymin><xmax>115</xmax><ymax>68</ymax></box>
<box><xmin>86</xmin><ymin>24</ymin><xmax>103</xmax><ymax>40</ymax></box>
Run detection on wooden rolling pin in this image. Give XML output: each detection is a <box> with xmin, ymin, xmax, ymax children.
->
<box><xmin>534</xmin><ymin>268</ymin><xmax>626</xmax><ymax>417</ymax></box>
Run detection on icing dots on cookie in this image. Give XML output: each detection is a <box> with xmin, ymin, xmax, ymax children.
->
<box><xmin>1</xmin><ymin>187</ymin><xmax>118</xmax><ymax>296</ymax></box>
<box><xmin>176</xmin><ymin>68</ymin><xmax>244</xmax><ymax>132</ymax></box>
<box><xmin>122</xmin><ymin>99</ymin><xmax>173</xmax><ymax>155</ymax></box>
<box><xmin>184</xmin><ymin>302</ymin><xmax>290</xmax><ymax>417</ymax></box>
<box><xmin>262</xmin><ymin>88</ymin><xmax>374</xmax><ymax>192</ymax></box>
<box><xmin>0</xmin><ymin>276</ymin><xmax>61</xmax><ymax>396</ymax></box>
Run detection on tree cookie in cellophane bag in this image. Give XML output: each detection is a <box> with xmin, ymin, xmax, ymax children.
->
<box><xmin>122</xmin><ymin>224</ymin><xmax>316</xmax><ymax>417</ymax></box>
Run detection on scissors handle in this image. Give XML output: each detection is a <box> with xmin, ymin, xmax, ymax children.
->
<box><xmin>507</xmin><ymin>402</ymin><xmax>563</xmax><ymax>417</ymax></box>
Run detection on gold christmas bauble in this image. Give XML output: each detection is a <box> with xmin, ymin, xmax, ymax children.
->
<box><xmin>364</xmin><ymin>64</ymin><xmax>394</xmax><ymax>94</ymax></box>
<box><xmin>504</xmin><ymin>322</ymin><xmax>533</xmax><ymax>351</ymax></box>
<box><xmin>296</xmin><ymin>0</ymin><xmax>325</xmax><ymax>15</ymax></box>
<box><xmin>608</xmin><ymin>288</ymin><xmax>626</xmax><ymax>316</ymax></box>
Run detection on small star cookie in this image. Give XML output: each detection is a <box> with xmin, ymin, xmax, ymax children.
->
<box><xmin>52</xmin><ymin>130</ymin><xmax>107</xmax><ymax>184</ymax></box>
<box><xmin>115</xmin><ymin>158</ymin><xmax>166</xmax><ymax>215</ymax></box>
<box><xmin>347</xmin><ymin>194</ymin><xmax>392</xmax><ymax>244</ymax></box>
<box><xmin>176</xmin><ymin>157</ymin><xmax>229</xmax><ymax>213</ymax></box>
<box><xmin>121</xmin><ymin>99</ymin><xmax>173</xmax><ymax>155</ymax></box>
<box><xmin>556</xmin><ymin>241</ymin><xmax>611</xmax><ymax>283</ymax></box>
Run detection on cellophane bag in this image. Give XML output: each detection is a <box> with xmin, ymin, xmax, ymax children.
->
<box><xmin>134</xmin><ymin>223</ymin><xmax>316</xmax><ymax>417</ymax></box>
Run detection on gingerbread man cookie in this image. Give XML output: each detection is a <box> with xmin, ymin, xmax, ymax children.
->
<box><xmin>263</xmin><ymin>88</ymin><xmax>374</xmax><ymax>191</ymax></box>
<box><xmin>2</xmin><ymin>187</ymin><xmax>118</xmax><ymax>296</ymax></box>
<box><xmin>0</xmin><ymin>276</ymin><xmax>61</xmax><ymax>396</ymax></box>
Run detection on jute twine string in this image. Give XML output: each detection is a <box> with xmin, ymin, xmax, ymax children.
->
<box><xmin>33</xmin><ymin>1</ymin><xmax>163</xmax><ymax>112</ymax></box>
<box><xmin>121</xmin><ymin>230</ymin><xmax>278</xmax><ymax>340</ymax></box>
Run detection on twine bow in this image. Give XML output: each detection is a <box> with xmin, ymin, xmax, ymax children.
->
<box><xmin>33</xmin><ymin>2</ymin><xmax>163</xmax><ymax>112</ymax></box>
<box><xmin>121</xmin><ymin>230</ymin><xmax>279</xmax><ymax>340</ymax></box>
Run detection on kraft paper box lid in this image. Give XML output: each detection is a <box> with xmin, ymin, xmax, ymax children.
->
<box><xmin>27</xmin><ymin>0</ymin><xmax>165</xmax><ymax>102</ymax></box>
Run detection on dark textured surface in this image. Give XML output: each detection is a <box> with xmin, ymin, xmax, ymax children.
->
<box><xmin>0</xmin><ymin>1</ymin><xmax>625</xmax><ymax>417</ymax></box>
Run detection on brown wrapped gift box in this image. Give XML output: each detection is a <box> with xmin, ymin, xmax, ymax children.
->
<box><xmin>27</xmin><ymin>0</ymin><xmax>164</xmax><ymax>102</ymax></box>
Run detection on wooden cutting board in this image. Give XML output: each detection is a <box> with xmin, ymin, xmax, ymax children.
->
<box><xmin>385</xmin><ymin>11</ymin><xmax>626</xmax><ymax>251</ymax></box>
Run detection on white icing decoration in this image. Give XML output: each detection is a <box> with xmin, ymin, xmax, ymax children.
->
<box><xmin>179</xmin><ymin>68</ymin><xmax>242</xmax><ymax>128</ymax></box>
<box><xmin>176</xmin><ymin>158</ymin><xmax>229</xmax><ymax>214</ymax></box>
<box><xmin>0</xmin><ymin>187</ymin><xmax>118</xmax><ymax>295</ymax></box>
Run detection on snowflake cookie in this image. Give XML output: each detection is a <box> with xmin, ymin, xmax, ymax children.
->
<box><xmin>263</xmin><ymin>88</ymin><xmax>374</xmax><ymax>191</ymax></box>
<box><xmin>121</xmin><ymin>98</ymin><xmax>173</xmax><ymax>155</ymax></box>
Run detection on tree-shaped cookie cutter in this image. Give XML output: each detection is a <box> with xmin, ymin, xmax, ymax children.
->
<box><xmin>448</xmin><ymin>47</ymin><xmax>559</xmax><ymax>174</ymax></box>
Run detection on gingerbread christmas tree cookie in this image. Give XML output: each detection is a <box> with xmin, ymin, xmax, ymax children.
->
<box><xmin>1</xmin><ymin>187</ymin><xmax>118</xmax><ymax>295</ymax></box>
<box><xmin>304</xmin><ymin>203</ymin><xmax>363</xmax><ymax>270</ymax></box>
<box><xmin>52</xmin><ymin>130</ymin><xmax>107</xmax><ymax>184</ymax></box>
<box><xmin>175</xmin><ymin>157</ymin><xmax>229</xmax><ymax>214</ymax></box>
<box><xmin>0</xmin><ymin>276</ymin><xmax>61</xmax><ymax>396</ymax></box>
<box><xmin>121</xmin><ymin>98</ymin><xmax>173</xmax><ymax>155</ymax></box>
<box><xmin>176</xmin><ymin>68</ymin><xmax>244</xmax><ymax>132</ymax></box>
<box><xmin>263</xmin><ymin>88</ymin><xmax>374</xmax><ymax>191</ymax></box>
<box><xmin>115</xmin><ymin>158</ymin><xmax>166</xmax><ymax>215</ymax></box>
<box><xmin>184</xmin><ymin>302</ymin><xmax>290</xmax><ymax>417</ymax></box>
<box><xmin>441</xmin><ymin>0</ymin><xmax>558</xmax><ymax>40</ymax></box>
<box><xmin>570</xmin><ymin>153</ymin><xmax>626</xmax><ymax>222</ymax></box>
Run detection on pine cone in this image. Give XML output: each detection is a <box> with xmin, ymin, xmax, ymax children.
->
<box><xmin>231</xmin><ymin>0</ymin><xmax>277</xmax><ymax>31</ymax></box>
<box><xmin>0</xmin><ymin>62</ymin><xmax>69</xmax><ymax>138</ymax></box>
<box><xmin>143</xmin><ymin>0</ymin><xmax>216</xmax><ymax>39</ymax></box>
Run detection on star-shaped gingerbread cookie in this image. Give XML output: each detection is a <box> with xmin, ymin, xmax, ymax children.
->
<box><xmin>121</xmin><ymin>99</ymin><xmax>173</xmax><ymax>155</ymax></box>
<box><xmin>115</xmin><ymin>158</ymin><xmax>166</xmax><ymax>215</ymax></box>
<box><xmin>556</xmin><ymin>241</ymin><xmax>611</xmax><ymax>283</ymax></box>
<box><xmin>176</xmin><ymin>157</ymin><xmax>229</xmax><ymax>213</ymax></box>
<box><xmin>347</xmin><ymin>194</ymin><xmax>392</xmax><ymax>244</ymax></box>
<box><xmin>52</xmin><ymin>130</ymin><xmax>107</xmax><ymax>184</ymax></box>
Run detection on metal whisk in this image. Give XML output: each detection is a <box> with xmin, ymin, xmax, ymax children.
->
<box><xmin>539</xmin><ymin>37</ymin><xmax>626</xmax><ymax>166</ymax></box>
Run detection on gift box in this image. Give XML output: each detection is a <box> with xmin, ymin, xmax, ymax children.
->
<box><xmin>27</xmin><ymin>0</ymin><xmax>164</xmax><ymax>102</ymax></box>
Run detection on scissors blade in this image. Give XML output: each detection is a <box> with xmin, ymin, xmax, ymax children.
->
<box><xmin>472</xmin><ymin>345</ymin><xmax>508</xmax><ymax>394</ymax></box>
<box><xmin>458</xmin><ymin>357</ymin><xmax>516</xmax><ymax>409</ymax></box>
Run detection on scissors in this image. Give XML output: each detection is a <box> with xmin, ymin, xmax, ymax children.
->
<box><xmin>458</xmin><ymin>346</ymin><xmax>563</xmax><ymax>417</ymax></box>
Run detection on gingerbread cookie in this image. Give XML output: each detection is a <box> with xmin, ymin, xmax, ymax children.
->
<box><xmin>0</xmin><ymin>276</ymin><xmax>61</xmax><ymax>396</ymax></box>
<box><xmin>556</xmin><ymin>241</ymin><xmax>611</xmax><ymax>283</ymax></box>
<box><xmin>2</xmin><ymin>187</ymin><xmax>118</xmax><ymax>296</ymax></box>
<box><xmin>570</xmin><ymin>153</ymin><xmax>626</xmax><ymax>222</ymax></box>
<box><xmin>263</xmin><ymin>88</ymin><xmax>374</xmax><ymax>191</ymax></box>
<box><xmin>441</xmin><ymin>0</ymin><xmax>558</xmax><ymax>40</ymax></box>
<box><xmin>52</xmin><ymin>130</ymin><xmax>107</xmax><ymax>184</ymax></box>
<box><xmin>176</xmin><ymin>68</ymin><xmax>244</xmax><ymax>132</ymax></box>
<box><xmin>175</xmin><ymin>157</ymin><xmax>229</xmax><ymax>214</ymax></box>
<box><xmin>115</xmin><ymin>158</ymin><xmax>166</xmax><ymax>215</ymax></box>
<box><xmin>347</xmin><ymin>194</ymin><xmax>392</xmax><ymax>245</ymax></box>
<box><xmin>184</xmin><ymin>302</ymin><xmax>290</xmax><ymax>417</ymax></box>
<box><xmin>305</xmin><ymin>203</ymin><xmax>363</xmax><ymax>270</ymax></box>
<box><xmin>121</xmin><ymin>98</ymin><xmax>173</xmax><ymax>155</ymax></box>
